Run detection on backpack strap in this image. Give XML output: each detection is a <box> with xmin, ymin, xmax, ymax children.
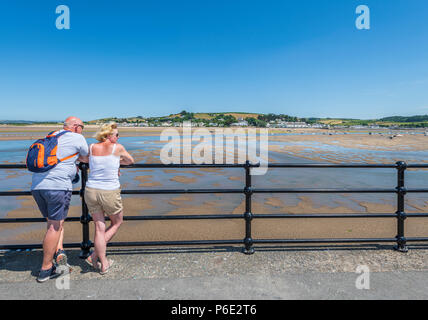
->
<box><xmin>59</xmin><ymin>152</ymin><xmax>79</xmax><ymax>162</ymax></box>
<box><xmin>54</xmin><ymin>130</ymin><xmax>79</xmax><ymax>162</ymax></box>
<box><xmin>55</xmin><ymin>130</ymin><xmax>71</xmax><ymax>138</ymax></box>
<box><xmin>46</xmin><ymin>130</ymin><xmax>70</xmax><ymax>138</ymax></box>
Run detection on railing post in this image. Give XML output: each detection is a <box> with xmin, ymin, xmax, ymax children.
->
<box><xmin>394</xmin><ymin>161</ymin><xmax>408</xmax><ymax>253</ymax></box>
<box><xmin>79</xmin><ymin>162</ymin><xmax>92</xmax><ymax>259</ymax></box>
<box><xmin>243</xmin><ymin>160</ymin><xmax>255</xmax><ymax>254</ymax></box>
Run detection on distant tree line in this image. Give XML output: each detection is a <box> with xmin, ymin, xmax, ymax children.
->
<box><xmin>90</xmin><ymin>112</ymin><xmax>428</xmax><ymax>129</ymax></box>
<box><xmin>378</xmin><ymin>115</ymin><xmax>428</xmax><ymax>123</ymax></box>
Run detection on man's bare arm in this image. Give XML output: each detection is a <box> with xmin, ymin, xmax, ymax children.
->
<box><xmin>77</xmin><ymin>154</ymin><xmax>89</xmax><ymax>163</ymax></box>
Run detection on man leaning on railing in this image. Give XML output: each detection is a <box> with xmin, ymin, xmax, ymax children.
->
<box><xmin>29</xmin><ymin>116</ymin><xmax>89</xmax><ymax>283</ymax></box>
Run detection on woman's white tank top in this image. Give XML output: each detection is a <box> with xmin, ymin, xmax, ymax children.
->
<box><xmin>86</xmin><ymin>143</ymin><xmax>120</xmax><ymax>190</ymax></box>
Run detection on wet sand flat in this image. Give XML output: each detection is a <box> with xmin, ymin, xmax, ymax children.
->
<box><xmin>269</xmin><ymin>132</ymin><xmax>428</xmax><ymax>152</ymax></box>
<box><xmin>0</xmin><ymin>125</ymin><xmax>266</xmax><ymax>141</ymax></box>
<box><xmin>1</xmin><ymin>126</ymin><xmax>428</xmax><ymax>246</ymax></box>
<box><xmin>1</xmin><ymin>125</ymin><xmax>427</xmax><ymax>152</ymax></box>
<box><xmin>3</xmin><ymin>191</ymin><xmax>428</xmax><ymax>246</ymax></box>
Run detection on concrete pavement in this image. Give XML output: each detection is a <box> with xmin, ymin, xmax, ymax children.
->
<box><xmin>1</xmin><ymin>271</ymin><xmax>428</xmax><ymax>300</ymax></box>
<box><xmin>1</xmin><ymin>244</ymin><xmax>428</xmax><ymax>299</ymax></box>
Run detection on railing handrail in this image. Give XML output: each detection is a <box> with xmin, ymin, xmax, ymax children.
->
<box><xmin>2</xmin><ymin>162</ymin><xmax>428</xmax><ymax>169</ymax></box>
<box><xmin>1</xmin><ymin>160</ymin><xmax>428</xmax><ymax>255</ymax></box>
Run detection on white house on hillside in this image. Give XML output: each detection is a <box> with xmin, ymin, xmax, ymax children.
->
<box><xmin>231</xmin><ymin>120</ymin><xmax>249</xmax><ymax>127</ymax></box>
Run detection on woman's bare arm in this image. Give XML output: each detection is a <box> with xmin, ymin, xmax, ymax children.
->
<box><xmin>117</xmin><ymin>144</ymin><xmax>134</xmax><ymax>165</ymax></box>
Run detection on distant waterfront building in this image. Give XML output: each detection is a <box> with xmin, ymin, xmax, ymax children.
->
<box><xmin>231</xmin><ymin>120</ymin><xmax>249</xmax><ymax>127</ymax></box>
<box><xmin>270</xmin><ymin>121</ymin><xmax>309</xmax><ymax>128</ymax></box>
<box><xmin>310</xmin><ymin>123</ymin><xmax>325</xmax><ymax>128</ymax></box>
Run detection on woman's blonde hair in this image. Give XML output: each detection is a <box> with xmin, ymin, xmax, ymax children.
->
<box><xmin>95</xmin><ymin>122</ymin><xmax>118</xmax><ymax>142</ymax></box>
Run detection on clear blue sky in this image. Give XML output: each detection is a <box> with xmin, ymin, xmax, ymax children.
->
<box><xmin>0</xmin><ymin>0</ymin><xmax>427</xmax><ymax>121</ymax></box>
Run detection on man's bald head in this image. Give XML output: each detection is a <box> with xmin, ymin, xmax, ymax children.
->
<box><xmin>64</xmin><ymin>116</ymin><xmax>84</xmax><ymax>133</ymax></box>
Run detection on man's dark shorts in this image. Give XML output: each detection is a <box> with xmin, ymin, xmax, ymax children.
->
<box><xmin>32</xmin><ymin>190</ymin><xmax>72</xmax><ymax>221</ymax></box>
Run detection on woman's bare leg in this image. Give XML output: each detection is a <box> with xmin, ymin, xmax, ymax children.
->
<box><xmin>104</xmin><ymin>211</ymin><xmax>123</xmax><ymax>243</ymax></box>
<box><xmin>91</xmin><ymin>212</ymin><xmax>109</xmax><ymax>270</ymax></box>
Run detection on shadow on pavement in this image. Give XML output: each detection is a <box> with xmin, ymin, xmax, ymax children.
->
<box><xmin>1</xmin><ymin>242</ymin><xmax>427</xmax><ymax>276</ymax></box>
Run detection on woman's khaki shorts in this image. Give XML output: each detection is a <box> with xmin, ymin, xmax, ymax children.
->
<box><xmin>84</xmin><ymin>187</ymin><xmax>123</xmax><ymax>216</ymax></box>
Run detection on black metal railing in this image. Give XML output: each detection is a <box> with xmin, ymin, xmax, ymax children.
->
<box><xmin>1</xmin><ymin>161</ymin><xmax>428</xmax><ymax>257</ymax></box>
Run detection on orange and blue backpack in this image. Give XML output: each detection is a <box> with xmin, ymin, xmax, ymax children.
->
<box><xmin>26</xmin><ymin>130</ymin><xmax>78</xmax><ymax>173</ymax></box>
